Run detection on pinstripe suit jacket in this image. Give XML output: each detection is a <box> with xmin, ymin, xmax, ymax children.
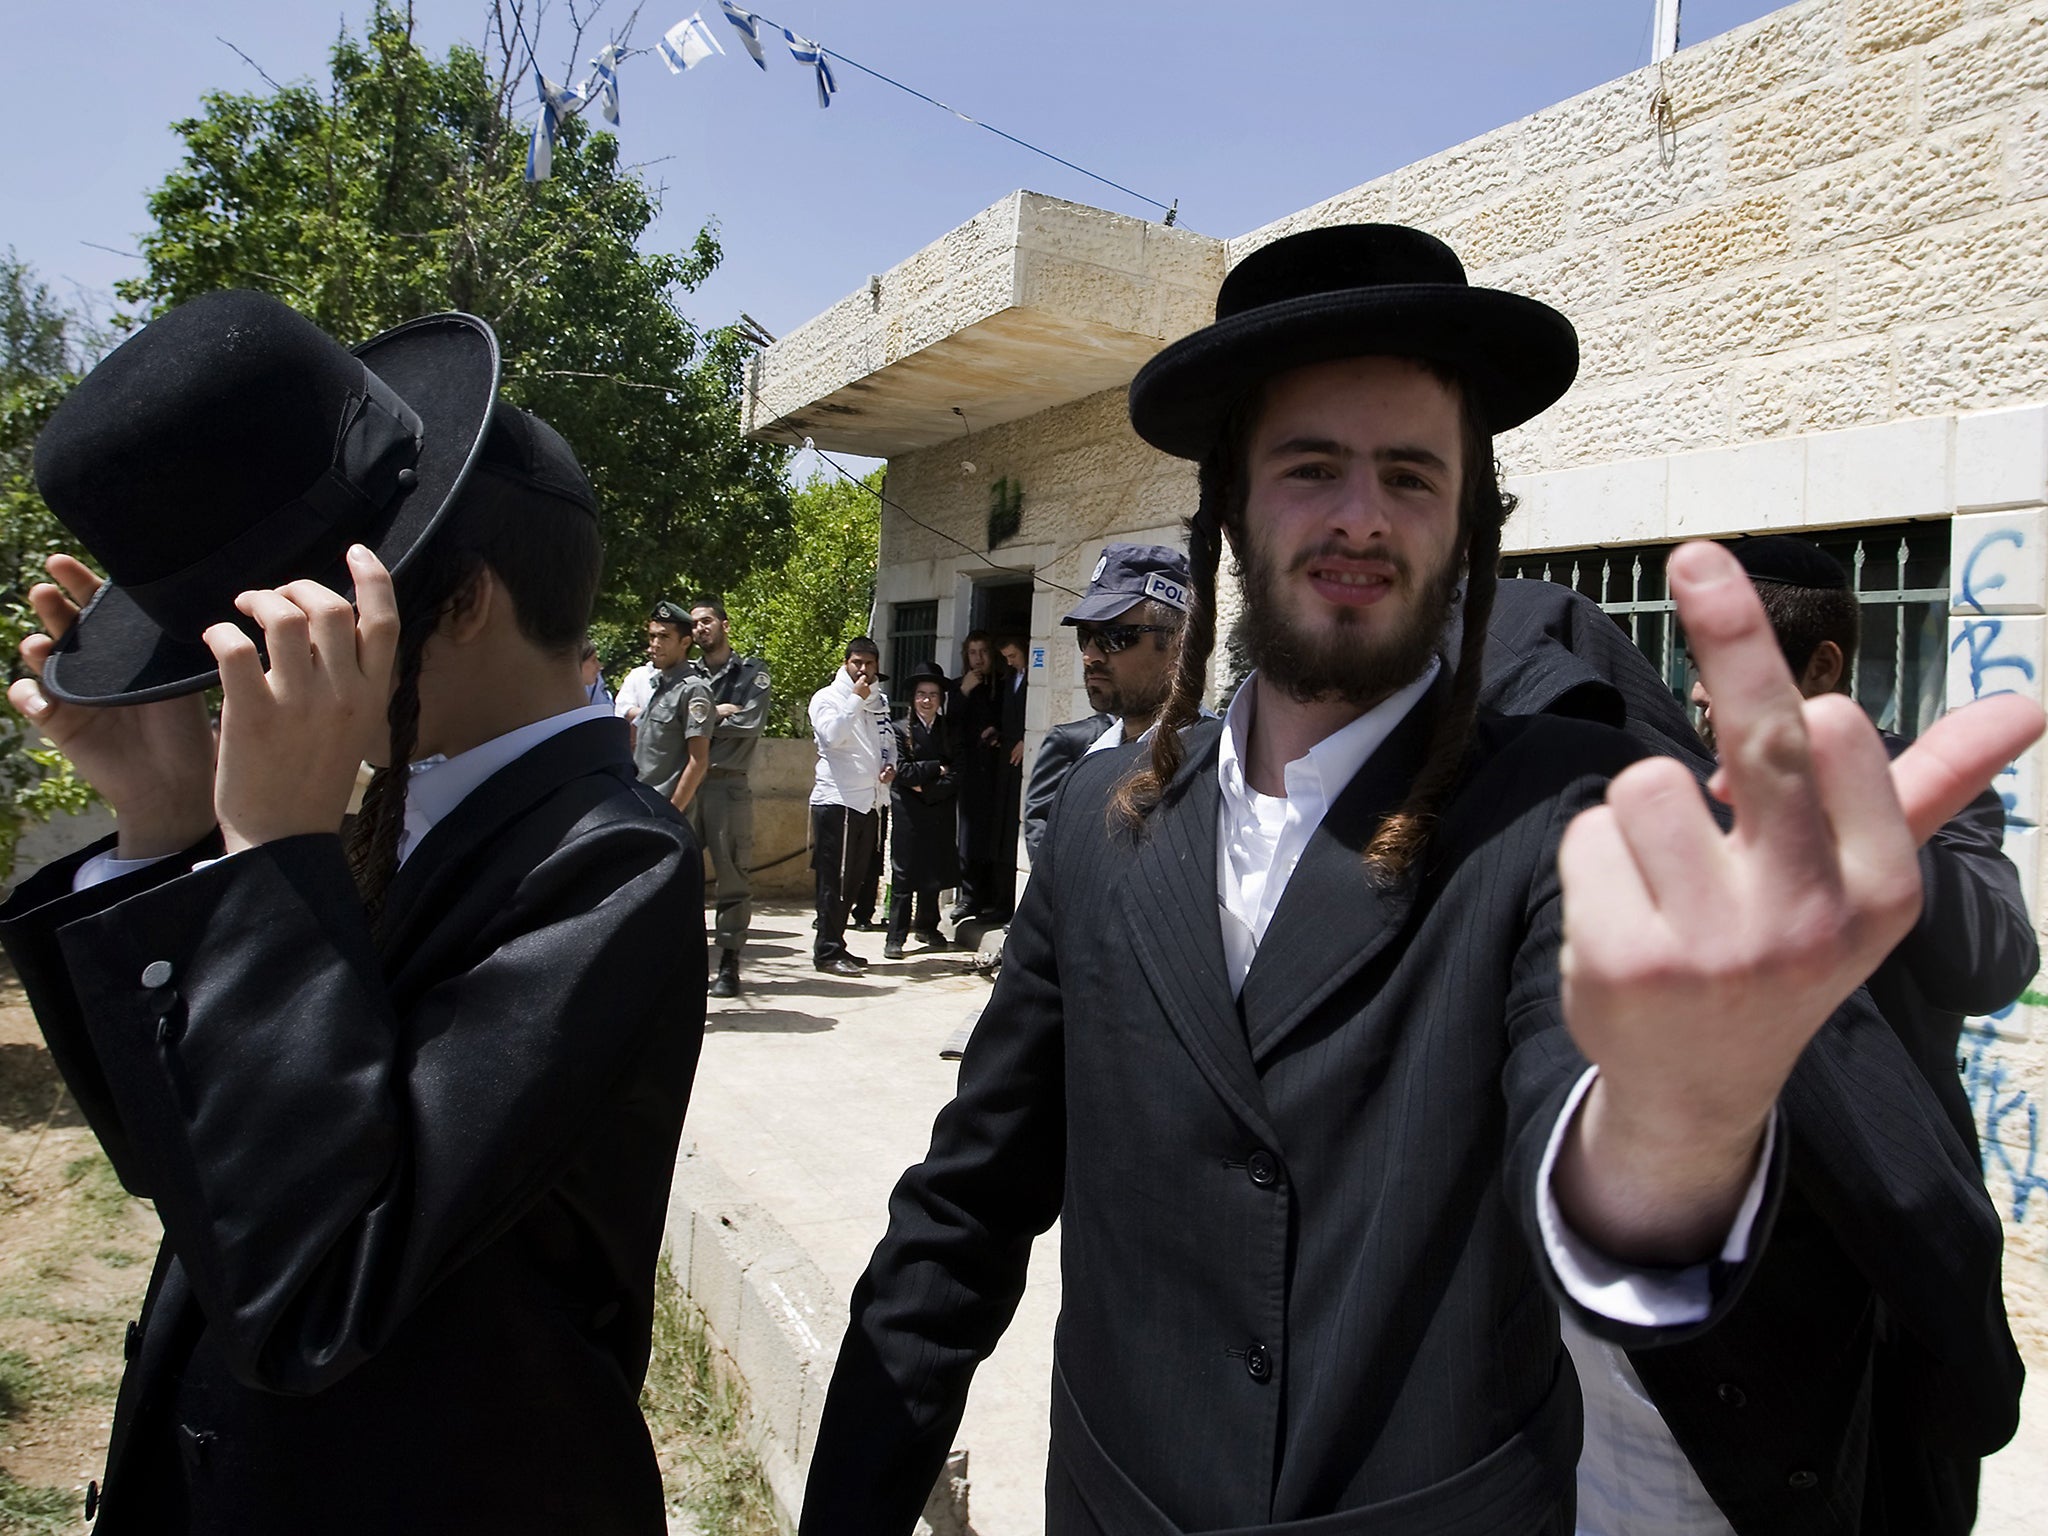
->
<box><xmin>800</xmin><ymin>691</ymin><xmax>2004</xmax><ymax>1536</ymax></box>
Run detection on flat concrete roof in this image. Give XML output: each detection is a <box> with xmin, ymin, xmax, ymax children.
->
<box><xmin>745</xmin><ymin>191</ymin><xmax>1222</xmax><ymax>456</ymax></box>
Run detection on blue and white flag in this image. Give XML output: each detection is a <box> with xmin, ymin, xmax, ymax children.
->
<box><xmin>525</xmin><ymin>73</ymin><xmax>585</xmax><ymax>182</ymax></box>
<box><xmin>656</xmin><ymin>12</ymin><xmax>725</xmax><ymax>73</ymax></box>
<box><xmin>718</xmin><ymin>1</ymin><xmax>769</xmax><ymax>68</ymax></box>
<box><xmin>782</xmin><ymin>29</ymin><xmax>837</xmax><ymax>107</ymax></box>
<box><xmin>587</xmin><ymin>42</ymin><xmax>623</xmax><ymax>123</ymax></box>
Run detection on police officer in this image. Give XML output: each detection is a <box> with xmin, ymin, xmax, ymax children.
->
<box><xmin>634</xmin><ymin>599</ymin><xmax>716</xmax><ymax>824</ymax></box>
<box><xmin>686</xmin><ymin>598</ymin><xmax>771</xmax><ymax>998</ymax></box>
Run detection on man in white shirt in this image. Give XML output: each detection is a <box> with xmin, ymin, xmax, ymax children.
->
<box><xmin>798</xmin><ymin>225</ymin><xmax>2037</xmax><ymax>1534</ymax></box>
<box><xmin>808</xmin><ymin>635</ymin><xmax>896</xmax><ymax>976</ymax></box>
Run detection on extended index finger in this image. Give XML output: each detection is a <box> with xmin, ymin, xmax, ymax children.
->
<box><xmin>1670</xmin><ymin>540</ymin><xmax>1831</xmax><ymax>864</ymax></box>
<box><xmin>345</xmin><ymin>545</ymin><xmax>399</xmax><ymax>685</ymax></box>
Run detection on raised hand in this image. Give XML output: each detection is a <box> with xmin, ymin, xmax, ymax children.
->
<box><xmin>202</xmin><ymin>545</ymin><xmax>401</xmax><ymax>855</ymax></box>
<box><xmin>1552</xmin><ymin>539</ymin><xmax>2043</xmax><ymax>1263</ymax></box>
<box><xmin>7</xmin><ymin>554</ymin><xmax>218</xmax><ymax>859</ymax></box>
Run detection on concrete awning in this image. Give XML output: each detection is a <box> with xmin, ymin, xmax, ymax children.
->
<box><xmin>745</xmin><ymin>191</ymin><xmax>1224</xmax><ymax>457</ymax></box>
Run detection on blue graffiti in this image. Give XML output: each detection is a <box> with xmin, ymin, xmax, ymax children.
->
<box><xmin>1957</xmin><ymin>527</ymin><xmax>2026</xmax><ymax>614</ymax></box>
<box><xmin>1964</xmin><ymin>1006</ymin><xmax>2048</xmax><ymax>1226</ymax></box>
<box><xmin>1951</xmin><ymin>617</ymin><xmax>2037</xmax><ymax>700</ymax></box>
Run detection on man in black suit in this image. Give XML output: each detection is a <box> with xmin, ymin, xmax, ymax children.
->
<box><xmin>796</xmin><ymin>226</ymin><xmax>2038</xmax><ymax>1536</ymax></box>
<box><xmin>1023</xmin><ymin>542</ymin><xmax>1191</xmax><ymax>860</ymax></box>
<box><xmin>0</xmin><ymin>293</ymin><xmax>703</xmax><ymax>1534</ymax></box>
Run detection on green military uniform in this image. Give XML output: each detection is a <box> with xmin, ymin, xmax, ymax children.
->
<box><xmin>689</xmin><ymin>651</ymin><xmax>771</xmax><ymax>984</ymax></box>
<box><xmin>632</xmin><ymin>663</ymin><xmax>716</xmax><ymax>800</ymax></box>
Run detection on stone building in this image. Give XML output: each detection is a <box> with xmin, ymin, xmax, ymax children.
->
<box><xmin>748</xmin><ymin>0</ymin><xmax>2048</xmax><ymax>1498</ymax></box>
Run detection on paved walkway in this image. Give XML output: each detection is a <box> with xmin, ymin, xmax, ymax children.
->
<box><xmin>683</xmin><ymin>906</ymin><xmax>1054</xmax><ymax>1536</ymax></box>
<box><xmin>683</xmin><ymin>906</ymin><xmax>2046</xmax><ymax>1535</ymax></box>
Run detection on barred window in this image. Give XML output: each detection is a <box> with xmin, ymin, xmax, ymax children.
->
<box><xmin>889</xmin><ymin>600</ymin><xmax>939</xmax><ymax>698</ymax></box>
<box><xmin>1501</xmin><ymin>523</ymin><xmax>1950</xmax><ymax>739</ymax></box>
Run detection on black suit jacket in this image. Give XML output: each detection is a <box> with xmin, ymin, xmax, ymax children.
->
<box><xmin>1626</xmin><ymin>749</ymin><xmax>2029</xmax><ymax>1536</ymax></box>
<box><xmin>1471</xmin><ymin>607</ymin><xmax>2026</xmax><ymax>1536</ymax></box>
<box><xmin>1022</xmin><ymin>714</ymin><xmax>1114</xmax><ymax>860</ymax></box>
<box><xmin>0</xmin><ymin>718</ymin><xmax>705</xmax><ymax>1535</ymax></box>
<box><xmin>805</xmin><ymin>695</ymin><xmax>1884</xmax><ymax>1534</ymax></box>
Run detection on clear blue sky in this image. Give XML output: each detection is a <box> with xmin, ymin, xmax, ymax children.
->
<box><xmin>6</xmin><ymin>1</ymin><xmax>1787</xmax><ymax>349</ymax></box>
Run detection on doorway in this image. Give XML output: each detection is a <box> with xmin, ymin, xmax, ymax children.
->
<box><xmin>968</xmin><ymin>576</ymin><xmax>1034</xmax><ymax>646</ymax></box>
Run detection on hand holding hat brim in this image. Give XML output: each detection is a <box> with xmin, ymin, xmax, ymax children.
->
<box><xmin>8</xmin><ymin>555</ymin><xmax>219</xmax><ymax>858</ymax></box>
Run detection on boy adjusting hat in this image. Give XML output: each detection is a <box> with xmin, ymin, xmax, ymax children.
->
<box><xmin>32</xmin><ymin>288</ymin><xmax>501</xmax><ymax>706</ymax></box>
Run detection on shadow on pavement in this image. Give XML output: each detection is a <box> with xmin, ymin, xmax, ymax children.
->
<box><xmin>741</xmin><ymin>976</ymin><xmax>876</xmax><ymax>1001</ymax></box>
<box><xmin>706</xmin><ymin>1008</ymin><xmax>836</xmax><ymax>1035</ymax></box>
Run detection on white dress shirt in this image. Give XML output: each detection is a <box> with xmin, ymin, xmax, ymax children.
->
<box><xmin>1211</xmin><ymin>669</ymin><xmax>1769</xmax><ymax>1348</ymax></box>
<box><xmin>613</xmin><ymin>663</ymin><xmax>659</xmax><ymax>720</ymax></box>
<box><xmin>397</xmin><ymin>704</ymin><xmax>613</xmax><ymax>866</ymax></box>
<box><xmin>73</xmin><ymin>704</ymin><xmax>614</xmax><ymax>891</ymax></box>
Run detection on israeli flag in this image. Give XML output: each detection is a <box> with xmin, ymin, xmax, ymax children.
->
<box><xmin>525</xmin><ymin>74</ymin><xmax>585</xmax><ymax>182</ymax></box>
<box><xmin>782</xmin><ymin>29</ymin><xmax>838</xmax><ymax>107</ymax></box>
<box><xmin>718</xmin><ymin>1</ymin><xmax>769</xmax><ymax>68</ymax></box>
<box><xmin>657</xmin><ymin>12</ymin><xmax>725</xmax><ymax>73</ymax></box>
<box><xmin>587</xmin><ymin>42</ymin><xmax>623</xmax><ymax>123</ymax></box>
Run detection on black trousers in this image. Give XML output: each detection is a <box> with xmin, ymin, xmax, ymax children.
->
<box><xmin>887</xmin><ymin>887</ymin><xmax>942</xmax><ymax>943</ymax></box>
<box><xmin>810</xmin><ymin>804</ymin><xmax>878</xmax><ymax>963</ymax></box>
<box><xmin>849</xmin><ymin>807</ymin><xmax>888</xmax><ymax>925</ymax></box>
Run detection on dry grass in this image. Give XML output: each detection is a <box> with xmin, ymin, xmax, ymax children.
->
<box><xmin>642</xmin><ymin>1254</ymin><xmax>782</xmax><ymax>1536</ymax></box>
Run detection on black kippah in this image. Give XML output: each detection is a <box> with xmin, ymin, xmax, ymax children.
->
<box><xmin>1728</xmin><ymin>536</ymin><xmax>1849</xmax><ymax>591</ymax></box>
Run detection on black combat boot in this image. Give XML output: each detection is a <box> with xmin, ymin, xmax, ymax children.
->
<box><xmin>709</xmin><ymin>949</ymin><xmax>741</xmax><ymax>999</ymax></box>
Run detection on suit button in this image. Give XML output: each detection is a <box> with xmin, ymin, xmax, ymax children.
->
<box><xmin>1246</xmin><ymin>1151</ymin><xmax>1280</xmax><ymax>1189</ymax></box>
<box><xmin>123</xmin><ymin>1321</ymin><xmax>139</xmax><ymax>1360</ymax></box>
<box><xmin>1716</xmin><ymin>1382</ymin><xmax>1746</xmax><ymax>1408</ymax></box>
<box><xmin>83</xmin><ymin>1480</ymin><xmax>99</xmax><ymax>1520</ymax></box>
<box><xmin>1788</xmin><ymin>1470</ymin><xmax>1818</xmax><ymax>1491</ymax></box>
<box><xmin>1245</xmin><ymin>1343</ymin><xmax>1273</xmax><ymax>1382</ymax></box>
<box><xmin>140</xmin><ymin>961</ymin><xmax>174</xmax><ymax>989</ymax></box>
<box><xmin>179</xmin><ymin>1424</ymin><xmax>216</xmax><ymax>1470</ymax></box>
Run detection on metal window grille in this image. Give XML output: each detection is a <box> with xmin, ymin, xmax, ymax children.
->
<box><xmin>889</xmin><ymin>600</ymin><xmax>939</xmax><ymax>701</ymax></box>
<box><xmin>1501</xmin><ymin>523</ymin><xmax>1951</xmax><ymax>739</ymax></box>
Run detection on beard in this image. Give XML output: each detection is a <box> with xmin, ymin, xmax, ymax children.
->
<box><xmin>1084</xmin><ymin>660</ymin><xmax>1171</xmax><ymax>720</ymax></box>
<box><xmin>1237</xmin><ymin>532</ymin><xmax>1463</xmax><ymax>707</ymax></box>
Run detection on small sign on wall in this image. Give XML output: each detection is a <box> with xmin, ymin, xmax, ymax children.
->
<box><xmin>1030</xmin><ymin>645</ymin><xmax>1048</xmax><ymax>673</ymax></box>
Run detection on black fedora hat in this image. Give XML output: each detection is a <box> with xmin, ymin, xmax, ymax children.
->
<box><xmin>1128</xmin><ymin>224</ymin><xmax>1578</xmax><ymax>462</ymax></box>
<box><xmin>34</xmin><ymin>289</ymin><xmax>500</xmax><ymax>705</ymax></box>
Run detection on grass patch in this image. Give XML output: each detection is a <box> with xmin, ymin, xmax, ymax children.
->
<box><xmin>641</xmin><ymin>1254</ymin><xmax>779</xmax><ymax>1536</ymax></box>
<box><xmin>0</xmin><ymin>1470</ymin><xmax>77</xmax><ymax>1535</ymax></box>
<box><xmin>60</xmin><ymin>1153</ymin><xmax>134</xmax><ymax>1236</ymax></box>
<box><xmin>0</xmin><ymin>1347</ymin><xmax>36</xmax><ymax>1419</ymax></box>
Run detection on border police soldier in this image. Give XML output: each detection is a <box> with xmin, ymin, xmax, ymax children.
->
<box><xmin>635</xmin><ymin>599</ymin><xmax>716</xmax><ymax>822</ymax></box>
<box><xmin>687</xmin><ymin>597</ymin><xmax>771</xmax><ymax>998</ymax></box>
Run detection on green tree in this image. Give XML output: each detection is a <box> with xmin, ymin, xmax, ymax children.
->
<box><xmin>117</xmin><ymin>0</ymin><xmax>792</xmax><ymax>623</ymax></box>
<box><xmin>726</xmin><ymin>470</ymin><xmax>882</xmax><ymax>737</ymax></box>
<box><xmin>0</xmin><ymin>256</ymin><xmax>98</xmax><ymax>879</ymax></box>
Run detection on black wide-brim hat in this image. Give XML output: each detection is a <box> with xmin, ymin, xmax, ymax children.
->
<box><xmin>34</xmin><ymin>290</ymin><xmax>500</xmax><ymax>705</ymax></box>
<box><xmin>1128</xmin><ymin>224</ymin><xmax>1578</xmax><ymax>461</ymax></box>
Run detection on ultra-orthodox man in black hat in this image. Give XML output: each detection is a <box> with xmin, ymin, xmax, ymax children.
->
<box><xmin>0</xmin><ymin>289</ymin><xmax>706</xmax><ymax>1534</ymax></box>
<box><xmin>796</xmin><ymin>225</ymin><xmax>2037</xmax><ymax>1534</ymax></box>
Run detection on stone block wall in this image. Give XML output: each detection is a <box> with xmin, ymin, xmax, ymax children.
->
<box><xmin>1233</xmin><ymin>0</ymin><xmax>2048</xmax><ymax>479</ymax></box>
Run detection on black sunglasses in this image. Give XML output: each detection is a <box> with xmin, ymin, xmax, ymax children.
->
<box><xmin>1074</xmin><ymin>623</ymin><xmax>1176</xmax><ymax>656</ymax></box>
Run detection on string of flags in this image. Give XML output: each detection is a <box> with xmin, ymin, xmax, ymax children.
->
<box><xmin>518</xmin><ymin>2</ymin><xmax>1176</xmax><ymax>224</ymax></box>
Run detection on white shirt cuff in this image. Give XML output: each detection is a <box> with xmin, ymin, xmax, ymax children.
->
<box><xmin>1536</xmin><ymin>1065</ymin><xmax>1775</xmax><ymax>1328</ymax></box>
<box><xmin>72</xmin><ymin>848</ymin><xmax>176</xmax><ymax>893</ymax></box>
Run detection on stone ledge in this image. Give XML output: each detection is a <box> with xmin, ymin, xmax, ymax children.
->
<box><xmin>662</xmin><ymin>1141</ymin><xmax>976</xmax><ymax>1535</ymax></box>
